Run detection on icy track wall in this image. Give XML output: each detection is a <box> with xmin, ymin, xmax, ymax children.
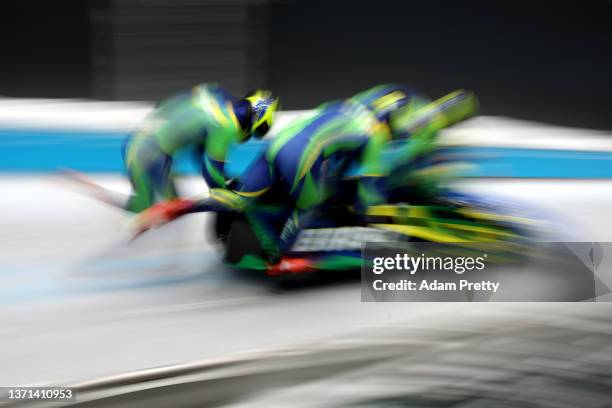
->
<box><xmin>1</xmin><ymin>98</ymin><xmax>612</xmax><ymax>177</ymax></box>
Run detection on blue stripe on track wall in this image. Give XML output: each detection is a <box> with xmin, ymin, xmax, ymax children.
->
<box><xmin>1</xmin><ymin>129</ymin><xmax>611</xmax><ymax>178</ymax></box>
<box><xmin>0</xmin><ymin>129</ymin><xmax>199</xmax><ymax>174</ymax></box>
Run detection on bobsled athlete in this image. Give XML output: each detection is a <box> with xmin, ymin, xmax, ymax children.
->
<box><xmin>68</xmin><ymin>84</ymin><xmax>279</xmax><ymax>213</ymax></box>
<box><xmin>353</xmin><ymin>84</ymin><xmax>478</xmax><ymax>159</ymax></box>
<box><xmin>133</xmin><ymin>98</ymin><xmax>390</xmax><ymax>254</ymax></box>
<box><xmin>133</xmin><ymin>86</ymin><xmax>478</xmax><ymax>263</ymax></box>
<box><xmin>353</xmin><ymin>85</ymin><xmax>479</xmax><ymax>201</ymax></box>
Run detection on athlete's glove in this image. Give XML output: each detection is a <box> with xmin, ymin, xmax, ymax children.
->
<box><xmin>133</xmin><ymin>199</ymin><xmax>195</xmax><ymax>239</ymax></box>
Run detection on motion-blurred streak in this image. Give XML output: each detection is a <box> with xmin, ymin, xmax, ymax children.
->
<box><xmin>17</xmin><ymin>303</ymin><xmax>612</xmax><ymax>408</ymax></box>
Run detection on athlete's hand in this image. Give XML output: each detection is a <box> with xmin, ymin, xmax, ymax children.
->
<box><xmin>132</xmin><ymin>199</ymin><xmax>194</xmax><ymax>239</ymax></box>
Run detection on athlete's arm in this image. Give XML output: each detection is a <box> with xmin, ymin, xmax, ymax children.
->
<box><xmin>354</xmin><ymin>121</ymin><xmax>392</xmax><ymax>212</ymax></box>
<box><xmin>133</xmin><ymin>153</ymin><xmax>274</xmax><ymax>237</ymax></box>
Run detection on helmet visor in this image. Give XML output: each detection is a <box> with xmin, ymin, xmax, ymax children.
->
<box><xmin>252</xmin><ymin>121</ymin><xmax>270</xmax><ymax>139</ymax></box>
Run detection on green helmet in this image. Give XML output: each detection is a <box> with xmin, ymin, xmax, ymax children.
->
<box><xmin>245</xmin><ymin>90</ymin><xmax>280</xmax><ymax>139</ymax></box>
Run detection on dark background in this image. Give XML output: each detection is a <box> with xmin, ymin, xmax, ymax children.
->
<box><xmin>0</xmin><ymin>2</ymin><xmax>91</xmax><ymax>97</ymax></box>
<box><xmin>0</xmin><ymin>0</ymin><xmax>610</xmax><ymax>128</ymax></box>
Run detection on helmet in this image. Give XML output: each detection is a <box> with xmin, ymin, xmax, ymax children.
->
<box><xmin>352</xmin><ymin>84</ymin><xmax>415</xmax><ymax>123</ymax></box>
<box><xmin>245</xmin><ymin>90</ymin><xmax>280</xmax><ymax>139</ymax></box>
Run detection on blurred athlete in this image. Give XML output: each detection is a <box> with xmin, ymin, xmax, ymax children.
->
<box><xmin>69</xmin><ymin>84</ymin><xmax>279</xmax><ymax>213</ymax></box>
<box><xmin>353</xmin><ymin>84</ymin><xmax>479</xmax><ymax>202</ymax></box>
<box><xmin>133</xmin><ymin>98</ymin><xmax>391</xmax><ymax>255</ymax></box>
<box><xmin>134</xmin><ymin>86</ymin><xmax>478</xmax><ymax>261</ymax></box>
<box><xmin>353</xmin><ymin>84</ymin><xmax>477</xmax><ymax>160</ymax></box>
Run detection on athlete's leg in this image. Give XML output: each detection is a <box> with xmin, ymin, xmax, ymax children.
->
<box><xmin>124</xmin><ymin>136</ymin><xmax>177</xmax><ymax>213</ymax></box>
<box><xmin>277</xmin><ymin>148</ymin><xmax>359</xmax><ymax>254</ymax></box>
<box><xmin>274</xmin><ymin>143</ymin><xmax>327</xmax><ymax>255</ymax></box>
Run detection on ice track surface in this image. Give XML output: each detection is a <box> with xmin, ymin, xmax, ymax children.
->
<box><xmin>1</xmin><ymin>176</ymin><xmax>612</xmax><ymax>389</ymax></box>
